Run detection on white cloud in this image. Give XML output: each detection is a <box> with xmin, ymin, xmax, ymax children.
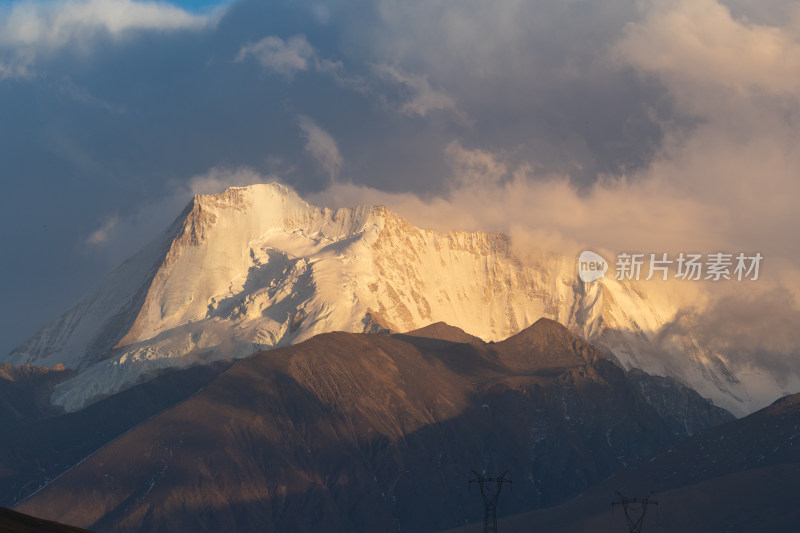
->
<box><xmin>374</xmin><ymin>64</ymin><xmax>464</xmax><ymax>118</ymax></box>
<box><xmin>444</xmin><ymin>141</ymin><xmax>507</xmax><ymax>188</ymax></box>
<box><xmin>86</xmin><ymin>215</ymin><xmax>118</xmax><ymax>245</ymax></box>
<box><xmin>236</xmin><ymin>35</ymin><xmax>316</xmax><ymax>76</ymax></box>
<box><xmin>0</xmin><ymin>0</ymin><xmax>211</xmax><ymax>50</ymax></box>
<box><xmin>235</xmin><ymin>33</ymin><xmax>364</xmax><ymax>91</ymax></box>
<box><xmin>297</xmin><ymin>116</ymin><xmax>343</xmax><ymax>181</ymax></box>
<box><xmin>185</xmin><ymin>166</ymin><xmax>276</xmax><ymax>196</ymax></box>
<box><xmin>0</xmin><ymin>0</ymin><xmax>216</xmax><ymax>79</ymax></box>
<box><xmin>614</xmin><ymin>0</ymin><xmax>800</xmax><ymax>98</ymax></box>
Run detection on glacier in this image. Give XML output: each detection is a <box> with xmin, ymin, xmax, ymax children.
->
<box><xmin>3</xmin><ymin>183</ymin><xmax>794</xmax><ymax>415</ymax></box>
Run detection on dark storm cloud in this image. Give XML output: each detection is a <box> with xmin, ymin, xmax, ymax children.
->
<box><xmin>349</xmin><ymin>0</ymin><xmax>681</xmax><ymax>184</ymax></box>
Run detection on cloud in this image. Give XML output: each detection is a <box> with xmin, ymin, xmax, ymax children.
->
<box><xmin>311</xmin><ymin>117</ymin><xmax>800</xmax><ymax>305</ymax></box>
<box><xmin>444</xmin><ymin>141</ymin><xmax>507</xmax><ymax>188</ymax></box>
<box><xmin>297</xmin><ymin>116</ymin><xmax>343</xmax><ymax>181</ymax></box>
<box><xmin>373</xmin><ymin>64</ymin><xmax>464</xmax><ymax>119</ymax></box>
<box><xmin>609</xmin><ymin>0</ymin><xmax>800</xmax><ymax>272</ymax></box>
<box><xmin>236</xmin><ymin>34</ymin><xmax>316</xmax><ymax>76</ymax></box>
<box><xmin>56</xmin><ymin>76</ymin><xmax>127</xmax><ymax>112</ymax></box>
<box><xmin>665</xmin><ymin>288</ymin><xmax>800</xmax><ymax>386</ymax></box>
<box><xmin>0</xmin><ymin>0</ymin><xmax>211</xmax><ymax>50</ymax></box>
<box><xmin>86</xmin><ymin>215</ymin><xmax>118</xmax><ymax>245</ymax></box>
<box><xmin>0</xmin><ymin>0</ymin><xmax>216</xmax><ymax>80</ymax></box>
<box><xmin>311</xmin><ymin>146</ymin><xmax>730</xmax><ymax>259</ymax></box>
<box><xmin>0</xmin><ymin>54</ymin><xmax>33</xmax><ymax>80</ymax></box>
<box><xmin>614</xmin><ymin>0</ymin><xmax>800</xmax><ymax>98</ymax></box>
<box><xmin>184</xmin><ymin>166</ymin><xmax>277</xmax><ymax>196</ymax></box>
<box><xmin>358</xmin><ymin>0</ymin><xmax>675</xmax><ymax>183</ymax></box>
<box><xmin>83</xmin><ymin>166</ymin><xmax>281</xmax><ymax>263</ymax></box>
<box><xmin>235</xmin><ymin>32</ymin><xmax>364</xmax><ymax>91</ymax></box>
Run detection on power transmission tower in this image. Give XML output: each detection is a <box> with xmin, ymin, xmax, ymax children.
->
<box><xmin>611</xmin><ymin>491</ymin><xmax>658</xmax><ymax>533</ymax></box>
<box><xmin>469</xmin><ymin>469</ymin><xmax>512</xmax><ymax>533</ymax></box>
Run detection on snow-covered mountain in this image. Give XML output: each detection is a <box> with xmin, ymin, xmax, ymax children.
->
<box><xmin>3</xmin><ymin>183</ymin><xmax>792</xmax><ymax>414</ymax></box>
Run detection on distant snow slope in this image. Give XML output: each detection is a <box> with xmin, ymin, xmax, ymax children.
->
<box><xmin>3</xmin><ymin>184</ymin><xmax>793</xmax><ymax>414</ymax></box>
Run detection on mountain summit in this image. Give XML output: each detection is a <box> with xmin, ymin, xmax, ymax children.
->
<box><xmin>1</xmin><ymin>184</ymin><xmax>782</xmax><ymax>414</ymax></box>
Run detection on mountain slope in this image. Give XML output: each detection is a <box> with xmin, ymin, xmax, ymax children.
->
<box><xmin>0</xmin><ymin>361</ymin><xmax>231</xmax><ymax>507</ymax></box>
<box><xmin>0</xmin><ymin>507</ymin><xmax>94</xmax><ymax>533</ymax></box>
<box><xmin>445</xmin><ymin>393</ymin><xmax>800</xmax><ymax>533</ymax></box>
<box><xmin>3</xmin><ymin>183</ymin><xmax>784</xmax><ymax>415</ymax></box>
<box><xmin>626</xmin><ymin>368</ymin><xmax>735</xmax><ymax>436</ymax></box>
<box><xmin>15</xmin><ymin>320</ymin><xmax>695</xmax><ymax>533</ymax></box>
<box><xmin>0</xmin><ymin>363</ymin><xmax>73</xmax><ymax>425</ymax></box>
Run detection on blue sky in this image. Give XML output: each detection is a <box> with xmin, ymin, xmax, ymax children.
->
<box><xmin>0</xmin><ymin>0</ymin><xmax>799</xmax><ymax>368</ymax></box>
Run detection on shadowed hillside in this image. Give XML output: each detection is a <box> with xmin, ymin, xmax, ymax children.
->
<box><xmin>0</xmin><ymin>506</ymin><xmax>94</xmax><ymax>533</ymax></box>
<box><xmin>0</xmin><ymin>362</ymin><xmax>231</xmax><ymax>506</ymax></box>
<box><xmin>444</xmin><ymin>393</ymin><xmax>800</xmax><ymax>533</ymax></box>
<box><xmin>14</xmin><ymin>320</ymin><xmax>730</xmax><ymax>533</ymax></box>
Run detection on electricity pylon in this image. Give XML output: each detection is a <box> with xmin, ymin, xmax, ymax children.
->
<box><xmin>611</xmin><ymin>491</ymin><xmax>658</xmax><ymax>533</ymax></box>
<box><xmin>469</xmin><ymin>469</ymin><xmax>512</xmax><ymax>533</ymax></box>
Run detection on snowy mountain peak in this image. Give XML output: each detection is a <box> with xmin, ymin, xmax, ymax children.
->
<box><xmin>3</xmin><ymin>183</ymin><xmax>794</xmax><ymax>415</ymax></box>
<box><xmin>117</xmin><ymin>183</ymin><xmax>384</xmax><ymax>351</ymax></box>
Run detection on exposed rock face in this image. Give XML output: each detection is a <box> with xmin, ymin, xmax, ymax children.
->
<box><xmin>626</xmin><ymin>368</ymin><xmax>735</xmax><ymax>437</ymax></box>
<box><xmin>14</xmin><ymin>321</ymin><xmax>730</xmax><ymax>533</ymax></box>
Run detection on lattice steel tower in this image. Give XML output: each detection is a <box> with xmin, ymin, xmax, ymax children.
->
<box><xmin>611</xmin><ymin>491</ymin><xmax>658</xmax><ymax>533</ymax></box>
<box><xmin>469</xmin><ymin>469</ymin><xmax>512</xmax><ymax>533</ymax></box>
